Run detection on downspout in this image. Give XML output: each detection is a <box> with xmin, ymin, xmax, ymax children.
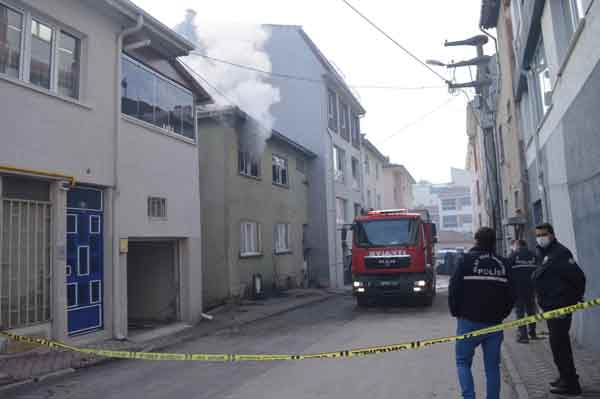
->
<box><xmin>113</xmin><ymin>14</ymin><xmax>144</xmax><ymax>340</ymax></box>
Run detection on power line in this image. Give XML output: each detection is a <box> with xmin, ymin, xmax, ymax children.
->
<box><xmin>189</xmin><ymin>51</ymin><xmax>444</xmax><ymax>91</ymax></box>
<box><xmin>339</xmin><ymin>0</ymin><xmax>450</xmax><ymax>85</ymax></box>
<box><xmin>179</xmin><ymin>58</ymin><xmax>238</xmax><ymax>106</ymax></box>
<box><xmin>379</xmin><ymin>95</ymin><xmax>460</xmax><ymax>143</ymax></box>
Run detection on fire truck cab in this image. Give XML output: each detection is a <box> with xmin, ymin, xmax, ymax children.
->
<box><xmin>351</xmin><ymin>209</ymin><xmax>437</xmax><ymax>306</ymax></box>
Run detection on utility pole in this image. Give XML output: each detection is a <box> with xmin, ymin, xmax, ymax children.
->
<box><xmin>428</xmin><ymin>35</ymin><xmax>505</xmax><ymax>254</ymax></box>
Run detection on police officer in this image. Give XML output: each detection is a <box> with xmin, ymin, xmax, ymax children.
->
<box><xmin>449</xmin><ymin>227</ymin><xmax>515</xmax><ymax>399</ymax></box>
<box><xmin>533</xmin><ymin>223</ymin><xmax>586</xmax><ymax>396</ymax></box>
<box><xmin>508</xmin><ymin>239</ymin><xmax>538</xmax><ymax>343</ymax></box>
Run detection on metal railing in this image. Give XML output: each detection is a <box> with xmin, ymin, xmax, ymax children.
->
<box><xmin>0</xmin><ymin>198</ymin><xmax>52</xmax><ymax>329</ymax></box>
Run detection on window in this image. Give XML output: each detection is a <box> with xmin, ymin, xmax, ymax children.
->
<box><xmin>533</xmin><ymin>200</ymin><xmax>544</xmax><ymax>225</ymax></box>
<box><xmin>240</xmin><ymin>221</ymin><xmax>261</xmax><ymax>256</ymax></box>
<box><xmin>0</xmin><ymin>5</ymin><xmax>82</xmax><ymax>99</ymax></box>
<box><xmin>340</xmin><ymin>102</ymin><xmax>350</xmax><ymax>141</ymax></box>
<box><xmin>364</xmin><ymin>155</ymin><xmax>370</xmax><ymax>175</ymax></box>
<box><xmin>122</xmin><ymin>55</ymin><xmax>195</xmax><ymax>140</ymax></box>
<box><xmin>29</xmin><ymin>19</ymin><xmax>52</xmax><ymax>89</ymax></box>
<box><xmin>296</xmin><ymin>156</ymin><xmax>306</xmax><ymax>174</ymax></box>
<box><xmin>375</xmin><ymin>163</ymin><xmax>380</xmax><ymax>180</ymax></box>
<box><xmin>476</xmin><ymin>181</ymin><xmax>482</xmax><ymax>205</ymax></box>
<box><xmin>498</xmin><ymin>125</ymin><xmax>505</xmax><ymax>164</ymax></box>
<box><xmin>351</xmin><ymin>115</ymin><xmax>360</xmax><ymax>148</ymax></box>
<box><xmin>0</xmin><ymin>4</ymin><xmax>22</xmax><ymax>78</ymax></box>
<box><xmin>514</xmin><ymin>190</ymin><xmax>520</xmax><ymax>208</ymax></box>
<box><xmin>354</xmin><ymin>203</ymin><xmax>362</xmax><ymax>218</ymax></box>
<box><xmin>351</xmin><ymin>157</ymin><xmax>360</xmax><ymax>189</ymax></box>
<box><xmin>272</xmin><ymin>154</ymin><xmax>288</xmax><ymax>186</ymax></box>
<box><xmin>441</xmin><ymin>198</ymin><xmax>457</xmax><ymax>211</ymax></box>
<box><xmin>355</xmin><ymin>218</ymin><xmax>418</xmax><ymax>247</ymax></box>
<box><xmin>333</xmin><ymin>146</ymin><xmax>345</xmax><ymax>182</ymax></box>
<box><xmin>148</xmin><ymin>197</ymin><xmax>167</xmax><ymax>219</ymax></box>
<box><xmin>239</xmin><ymin>151</ymin><xmax>260</xmax><ymax>178</ymax></box>
<box><xmin>532</xmin><ymin>39</ymin><xmax>552</xmax><ymax>119</ymax></box>
<box><xmin>461</xmin><ymin>214</ymin><xmax>473</xmax><ymax>225</ymax></box>
<box><xmin>478</xmin><ymin>214</ymin><xmax>482</xmax><ymax>227</ymax></box>
<box><xmin>327</xmin><ymin>89</ymin><xmax>338</xmax><ymax>132</ymax></box>
<box><xmin>58</xmin><ymin>31</ymin><xmax>80</xmax><ymax>98</ymax></box>
<box><xmin>377</xmin><ymin>194</ymin><xmax>382</xmax><ymax>209</ymax></box>
<box><xmin>336</xmin><ymin>197</ymin><xmax>347</xmax><ymax>225</ymax></box>
<box><xmin>459</xmin><ymin>197</ymin><xmax>472</xmax><ymax>207</ymax></box>
<box><xmin>367</xmin><ymin>190</ymin><xmax>372</xmax><ymax>208</ymax></box>
<box><xmin>443</xmin><ymin>215</ymin><xmax>458</xmax><ymax>228</ymax></box>
<box><xmin>274</xmin><ymin>223</ymin><xmax>290</xmax><ymax>254</ymax></box>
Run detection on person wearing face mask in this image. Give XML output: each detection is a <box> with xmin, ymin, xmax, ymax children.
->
<box><xmin>532</xmin><ymin>223</ymin><xmax>586</xmax><ymax>396</ymax></box>
<box><xmin>508</xmin><ymin>239</ymin><xmax>538</xmax><ymax>343</ymax></box>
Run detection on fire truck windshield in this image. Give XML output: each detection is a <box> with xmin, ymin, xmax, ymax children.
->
<box><xmin>355</xmin><ymin>218</ymin><xmax>418</xmax><ymax>248</ymax></box>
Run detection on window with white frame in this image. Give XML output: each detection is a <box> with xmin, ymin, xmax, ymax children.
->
<box><xmin>0</xmin><ymin>4</ymin><xmax>82</xmax><ymax>99</ymax></box>
<box><xmin>122</xmin><ymin>55</ymin><xmax>195</xmax><ymax>140</ymax></box>
<box><xmin>443</xmin><ymin>215</ymin><xmax>458</xmax><ymax>228</ymax></box>
<box><xmin>333</xmin><ymin>146</ymin><xmax>345</xmax><ymax>182</ymax></box>
<box><xmin>364</xmin><ymin>155</ymin><xmax>370</xmax><ymax>175</ymax></box>
<box><xmin>272</xmin><ymin>154</ymin><xmax>288</xmax><ymax>186</ymax></box>
<box><xmin>239</xmin><ymin>151</ymin><xmax>261</xmax><ymax>178</ymax></box>
<box><xmin>367</xmin><ymin>190</ymin><xmax>372</xmax><ymax>208</ymax></box>
<box><xmin>240</xmin><ymin>221</ymin><xmax>261</xmax><ymax>256</ymax></box>
<box><xmin>532</xmin><ymin>38</ymin><xmax>552</xmax><ymax>119</ymax></box>
<box><xmin>351</xmin><ymin>114</ymin><xmax>360</xmax><ymax>148</ymax></box>
<box><xmin>148</xmin><ymin>197</ymin><xmax>167</xmax><ymax>219</ymax></box>
<box><xmin>441</xmin><ymin>198</ymin><xmax>457</xmax><ymax>211</ymax></box>
<box><xmin>351</xmin><ymin>157</ymin><xmax>360</xmax><ymax>189</ymax></box>
<box><xmin>375</xmin><ymin>163</ymin><xmax>380</xmax><ymax>180</ymax></box>
<box><xmin>377</xmin><ymin>194</ymin><xmax>382</xmax><ymax>209</ymax></box>
<box><xmin>340</xmin><ymin>101</ymin><xmax>350</xmax><ymax>141</ymax></box>
<box><xmin>336</xmin><ymin>197</ymin><xmax>347</xmax><ymax>225</ymax></box>
<box><xmin>354</xmin><ymin>203</ymin><xmax>362</xmax><ymax>218</ymax></box>
<box><xmin>296</xmin><ymin>156</ymin><xmax>306</xmax><ymax>174</ymax></box>
<box><xmin>274</xmin><ymin>223</ymin><xmax>290</xmax><ymax>254</ymax></box>
<box><xmin>327</xmin><ymin>89</ymin><xmax>338</xmax><ymax>132</ymax></box>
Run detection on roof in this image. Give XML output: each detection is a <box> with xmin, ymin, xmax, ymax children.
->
<box><xmin>479</xmin><ymin>0</ymin><xmax>501</xmax><ymax>29</ymax></box>
<box><xmin>103</xmin><ymin>0</ymin><xmax>195</xmax><ymax>57</ymax></box>
<box><xmin>196</xmin><ymin>106</ymin><xmax>317</xmax><ymax>158</ymax></box>
<box><xmin>265</xmin><ymin>24</ymin><xmax>366</xmax><ymax>115</ymax></box>
<box><xmin>383</xmin><ymin>163</ymin><xmax>416</xmax><ymax>184</ymax></box>
<box><xmin>361</xmin><ymin>136</ymin><xmax>387</xmax><ymax>162</ymax></box>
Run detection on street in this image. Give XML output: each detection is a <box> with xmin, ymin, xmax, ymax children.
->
<box><xmin>3</xmin><ymin>287</ymin><xmax>512</xmax><ymax>399</ymax></box>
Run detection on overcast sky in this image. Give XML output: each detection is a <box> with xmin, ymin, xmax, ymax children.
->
<box><xmin>133</xmin><ymin>0</ymin><xmax>489</xmax><ymax>183</ymax></box>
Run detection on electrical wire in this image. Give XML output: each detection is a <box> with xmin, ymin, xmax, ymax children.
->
<box><xmin>189</xmin><ymin>51</ymin><xmax>447</xmax><ymax>91</ymax></box>
<box><xmin>379</xmin><ymin>95</ymin><xmax>460</xmax><ymax>143</ymax></box>
<box><xmin>179</xmin><ymin>59</ymin><xmax>238</xmax><ymax>107</ymax></box>
<box><xmin>339</xmin><ymin>0</ymin><xmax>450</xmax><ymax>85</ymax></box>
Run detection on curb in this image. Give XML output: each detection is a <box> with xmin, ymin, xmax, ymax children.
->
<box><xmin>502</xmin><ymin>347</ymin><xmax>529</xmax><ymax>399</ymax></box>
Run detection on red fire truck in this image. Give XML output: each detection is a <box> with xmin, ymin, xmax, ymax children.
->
<box><xmin>351</xmin><ymin>209</ymin><xmax>438</xmax><ymax>306</ymax></box>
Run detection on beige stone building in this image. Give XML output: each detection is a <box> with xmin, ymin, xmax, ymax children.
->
<box><xmin>382</xmin><ymin>164</ymin><xmax>415</xmax><ymax>210</ymax></box>
<box><xmin>197</xmin><ymin>107</ymin><xmax>315</xmax><ymax>308</ymax></box>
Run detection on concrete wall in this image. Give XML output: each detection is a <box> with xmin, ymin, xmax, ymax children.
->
<box><xmin>198</xmin><ymin>117</ymin><xmax>310</xmax><ymax>307</ymax></box>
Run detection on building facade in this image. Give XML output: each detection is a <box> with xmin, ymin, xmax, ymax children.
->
<box><xmin>197</xmin><ymin>108</ymin><xmax>314</xmax><ymax>308</ymax></box>
<box><xmin>481</xmin><ymin>0</ymin><xmax>600</xmax><ymax>350</ymax></box>
<box><xmin>265</xmin><ymin>25</ymin><xmax>365</xmax><ymax>288</ymax></box>
<box><xmin>382</xmin><ymin>164</ymin><xmax>415</xmax><ymax>210</ymax></box>
<box><xmin>0</xmin><ymin>0</ymin><xmax>207</xmax><ymax>347</ymax></box>
<box><xmin>361</xmin><ymin>137</ymin><xmax>387</xmax><ymax>211</ymax></box>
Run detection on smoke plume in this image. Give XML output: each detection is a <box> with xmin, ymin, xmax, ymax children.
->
<box><xmin>175</xmin><ymin>10</ymin><xmax>281</xmax><ymax>155</ymax></box>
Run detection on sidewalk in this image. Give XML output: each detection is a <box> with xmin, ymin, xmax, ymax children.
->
<box><xmin>0</xmin><ymin>289</ymin><xmax>334</xmax><ymax>389</ymax></box>
<box><xmin>503</xmin><ymin>326</ymin><xmax>600</xmax><ymax>398</ymax></box>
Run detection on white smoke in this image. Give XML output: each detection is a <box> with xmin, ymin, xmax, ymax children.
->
<box><xmin>175</xmin><ymin>10</ymin><xmax>281</xmax><ymax>155</ymax></box>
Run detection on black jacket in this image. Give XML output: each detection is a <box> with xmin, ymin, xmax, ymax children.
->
<box><xmin>533</xmin><ymin>240</ymin><xmax>586</xmax><ymax>311</ymax></box>
<box><xmin>449</xmin><ymin>247</ymin><xmax>515</xmax><ymax>324</ymax></box>
<box><xmin>508</xmin><ymin>247</ymin><xmax>537</xmax><ymax>300</ymax></box>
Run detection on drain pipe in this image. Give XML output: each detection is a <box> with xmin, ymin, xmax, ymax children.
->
<box><xmin>113</xmin><ymin>14</ymin><xmax>144</xmax><ymax>340</ymax></box>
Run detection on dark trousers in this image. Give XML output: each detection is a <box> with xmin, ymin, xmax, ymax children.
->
<box><xmin>515</xmin><ymin>294</ymin><xmax>537</xmax><ymax>338</ymax></box>
<box><xmin>547</xmin><ymin>315</ymin><xmax>578</xmax><ymax>384</ymax></box>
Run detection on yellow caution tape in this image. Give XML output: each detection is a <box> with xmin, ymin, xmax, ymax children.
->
<box><xmin>2</xmin><ymin>297</ymin><xmax>599</xmax><ymax>362</ymax></box>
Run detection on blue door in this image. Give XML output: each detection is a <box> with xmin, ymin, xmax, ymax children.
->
<box><xmin>66</xmin><ymin>187</ymin><xmax>104</xmax><ymax>335</ymax></box>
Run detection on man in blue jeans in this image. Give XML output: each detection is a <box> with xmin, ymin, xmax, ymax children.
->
<box><xmin>449</xmin><ymin>227</ymin><xmax>515</xmax><ymax>399</ymax></box>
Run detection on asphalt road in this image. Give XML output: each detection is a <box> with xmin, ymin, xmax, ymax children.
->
<box><xmin>4</xmin><ymin>286</ymin><xmax>513</xmax><ymax>399</ymax></box>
